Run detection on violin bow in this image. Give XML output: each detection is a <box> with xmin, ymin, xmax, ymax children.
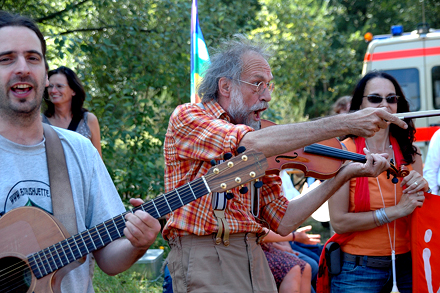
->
<box><xmin>393</xmin><ymin>109</ymin><xmax>440</xmax><ymax>120</ymax></box>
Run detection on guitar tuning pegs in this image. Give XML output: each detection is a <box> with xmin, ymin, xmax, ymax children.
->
<box><xmin>254</xmin><ymin>180</ymin><xmax>263</xmax><ymax>189</ymax></box>
<box><xmin>224</xmin><ymin>152</ymin><xmax>233</xmax><ymax>160</ymax></box>
<box><xmin>210</xmin><ymin>159</ymin><xmax>217</xmax><ymax>166</ymax></box>
<box><xmin>239</xmin><ymin>185</ymin><xmax>248</xmax><ymax>194</ymax></box>
<box><xmin>237</xmin><ymin>146</ymin><xmax>246</xmax><ymax>154</ymax></box>
<box><xmin>226</xmin><ymin>192</ymin><xmax>234</xmax><ymax>200</ymax></box>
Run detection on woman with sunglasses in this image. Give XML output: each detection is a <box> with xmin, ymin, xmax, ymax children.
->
<box><xmin>42</xmin><ymin>66</ymin><xmax>102</xmax><ymax>157</ymax></box>
<box><xmin>325</xmin><ymin>71</ymin><xmax>428</xmax><ymax>292</ymax></box>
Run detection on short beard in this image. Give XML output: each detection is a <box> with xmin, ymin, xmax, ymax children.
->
<box><xmin>228</xmin><ymin>85</ymin><xmax>267</xmax><ymax>130</ymax></box>
<box><xmin>0</xmin><ymin>76</ymin><xmax>45</xmax><ymax>125</ymax></box>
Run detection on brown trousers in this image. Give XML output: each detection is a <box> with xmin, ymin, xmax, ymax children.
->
<box><xmin>167</xmin><ymin>233</ymin><xmax>277</xmax><ymax>293</ymax></box>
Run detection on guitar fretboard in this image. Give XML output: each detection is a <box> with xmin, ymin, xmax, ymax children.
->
<box><xmin>28</xmin><ymin>177</ymin><xmax>209</xmax><ymax>279</ymax></box>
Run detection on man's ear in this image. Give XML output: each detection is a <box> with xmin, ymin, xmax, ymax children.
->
<box><xmin>218</xmin><ymin>77</ymin><xmax>232</xmax><ymax>99</ymax></box>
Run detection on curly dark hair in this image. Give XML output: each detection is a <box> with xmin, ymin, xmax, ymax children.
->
<box><xmin>43</xmin><ymin>66</ymin><xmax>87</xmax><ymax>120</ymax></box>
<box><xmin>349</xmin><ymin>71</ymin><xmax>418</xmax><ymax>165</ymax></box>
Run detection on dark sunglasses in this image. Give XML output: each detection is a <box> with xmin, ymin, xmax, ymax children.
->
<box><xmin>363</xmin><ymin>94</ymin><xmax>399</xmax><ymax>104</ymax></box>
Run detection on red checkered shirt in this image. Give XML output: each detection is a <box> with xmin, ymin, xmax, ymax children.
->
<box><xmin>162</xmin><ymin>100</ymin><xmax>288</xmax><ymax>241</ymax></box>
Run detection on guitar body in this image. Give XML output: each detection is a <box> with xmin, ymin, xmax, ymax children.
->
<box><xmin>0</xmin><ymin>207</ymin><xmax>83</xmax><ymax>293</ymax></box>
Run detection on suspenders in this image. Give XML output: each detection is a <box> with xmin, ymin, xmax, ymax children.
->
<box><xmin>197</xmin><ymin>102</ymin><xmax>263</xmax><ymax>246</ymax></box>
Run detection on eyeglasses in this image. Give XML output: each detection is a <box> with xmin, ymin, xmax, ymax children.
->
<box><xmin>48</xmin><ymin>83</ymin><xmax>67</xmax><ymax>91</ymax></box>
<box><xmin>236</xmin><ymin>79</ymin><xmax>274</xmax><ymax>95</ymax></box>
<box><xmin>363</xmin><ymin>94</ymin><xmax>399</xmax><ymax>104</ymax></box>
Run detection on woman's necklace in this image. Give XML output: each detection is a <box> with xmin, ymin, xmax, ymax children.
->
<box><xmin>376</xmin><ymin>177</ymin><xmax>399</xmax><ymax>293</ymax></box>
<box><xmin>366</xmin><ymin>141</ymin><xmax>400</xmax><ymax>293</ymax></box>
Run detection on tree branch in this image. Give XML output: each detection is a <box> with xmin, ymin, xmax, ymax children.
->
<box><xmin>56</xmin><ymin>26</ymin><xmax>154</xmax><ymax>36</ymax></box>
<box><xmin>35</xmin><ymin>0</ymin><xmax>92</xmax><ymax>22</ymax></box>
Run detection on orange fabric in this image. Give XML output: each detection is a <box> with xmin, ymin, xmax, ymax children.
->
<box><xmin>317</xmin><ymin>136</ymin><xmax>410</xmax><ymax>293</ymax></box>
<box><xmin>411</xmin><ymin>192</ymin><xmax>440</xmax><ymax>293</ymax></box>
<box><xmin>343</xmin><ymin>138</ymin><xmax>411</xmax><ymax>256</ymax></box>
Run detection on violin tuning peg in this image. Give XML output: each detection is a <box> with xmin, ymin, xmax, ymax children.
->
<box><xmin>391</xmin><ymin>177</ymin><xmax>398</xmax><ymax>184</ymax></box>
<box><xmin>226</xmin><ymin>192</ymin><xmax>234</xmax><ymax>200</ymax></box>
<box><xmin>224</xmin><ymin>152</ymin><xmax>233</xmax><ymax>160</ymax></box>
<box><xmin>254</xmin><ymin>181</ymin><xmax>263</xmax><ymax>189</ymax></box>
<box><xmin>210</xmin><ymin>159</ymin><xmax>217</xmax><ymax>166</ymax></box>
<box><xmin>237</xmin><ymin>146</ymin><xmax>246</xmax><ymax>154</ymax></box>
<box><xmin>386</xmin><ymin>170</ymin><xmax>391</xmax><ymax>180</ymax></box>
<box><xmin>239</xmin><ymin>186</ymin><xmax>248</xmax><ymax>194</ymax></box>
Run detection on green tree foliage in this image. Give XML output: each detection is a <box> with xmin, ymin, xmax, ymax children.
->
<box><xmin>1</xmin><ymin>0</ymin><xmax>261</xmax><ymax>200</ymax></box>
<box><xmin>251</xmin><ymin>0</ymin><xmax>360</xmax><ymax>122</ymax></box>
<box><xmin>3</xmin><ymin>0</ymin><xmax>440</xmax><ymax>201</ymax></box>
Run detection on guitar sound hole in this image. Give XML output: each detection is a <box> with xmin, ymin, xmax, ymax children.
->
<box><xmin>0</xmin><ymin>256</ymin><xmax>32</xmax><ymax>293</ymax></box>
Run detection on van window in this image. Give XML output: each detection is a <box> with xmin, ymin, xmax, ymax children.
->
<box><xmin>383</xmin><ymin>68</ymin><xmax>420</xmax><ymax>111</ymax></box>
<box><xmin>432</xmin><ymin>66</ymin><xmax>440</xmax><ymax>109</ymax></box>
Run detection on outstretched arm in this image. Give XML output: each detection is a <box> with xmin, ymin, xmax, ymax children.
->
<box><xmin>239</xmin><ymin>107</ymin><xmax>407</xmax><ymax>158</ymax></box>
<box><xmin>276</xmin><ymin>150</ymin><xmax>391</xmax><ymax>235</ymax></box>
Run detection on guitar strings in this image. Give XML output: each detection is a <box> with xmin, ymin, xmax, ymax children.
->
<box><xmin>0</xmin><ymin>153</ymin><xmax>262</xmax><ymax>290</ymax></box>
<box><xmin>0</xmin><ymin>179</ymin><xmax>210</xmax><ymax>290</ymax></box>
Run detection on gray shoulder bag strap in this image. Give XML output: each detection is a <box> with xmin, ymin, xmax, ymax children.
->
<box><xmin>43</xmin><ymin>124</ymin><xmax>78</xmax><ymax>235</ymax></box>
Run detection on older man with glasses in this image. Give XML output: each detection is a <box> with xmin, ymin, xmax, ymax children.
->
<box><xmin>162</xmin><ymin>34</ymin><xmax>408</xmax><ymax>292</ymax></box>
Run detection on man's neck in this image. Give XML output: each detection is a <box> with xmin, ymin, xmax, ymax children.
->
<box><xmin>0</xmin><ymin>111</ymin><xmax>44</xmax><ymax>145</ymax></box>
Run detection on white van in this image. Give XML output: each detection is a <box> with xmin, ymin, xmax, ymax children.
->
<box><xmin>362</xmin><ymin>25</ymin><xmax>440</xmax><ymax>158</ymax></box>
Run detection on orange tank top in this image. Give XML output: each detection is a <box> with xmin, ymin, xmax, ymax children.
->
<box><xmin>341</xmin><ymin>138</ymin><xmax>412</xmax><ymax>256</ymax></box>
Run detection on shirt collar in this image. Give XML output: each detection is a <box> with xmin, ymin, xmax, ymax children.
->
<box><xmin>203</xmin><ymin>99</ymin><xmax>231</xmax><ymax>122</ymax></box>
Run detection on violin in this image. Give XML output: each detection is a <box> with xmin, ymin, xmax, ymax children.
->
<box><xmin>260</xmin><ymin>119</ymin><xmax>409</xmax><ymax>181</ymax></box>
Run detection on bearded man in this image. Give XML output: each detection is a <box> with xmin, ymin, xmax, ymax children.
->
<box><xmin>162</xmin><ymin>34</ymin><xmax>407</xmax><ymax>293</ymax></box>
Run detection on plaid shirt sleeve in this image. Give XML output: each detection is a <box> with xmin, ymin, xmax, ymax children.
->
<box><xmin>163</xmin><ymin>101</ymin><xmax>289</xmax><ymax>240</ymax></box>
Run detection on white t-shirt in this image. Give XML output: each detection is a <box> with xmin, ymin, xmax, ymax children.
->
<box><xmin>424</xmin><ymin>128</ymin><xmax>440</xmax><ymax>195</ymax></box>
<box><xmin>0</xmin><ymin>126</ymin><xmax>125</xmax><ymax>293</ymax></box>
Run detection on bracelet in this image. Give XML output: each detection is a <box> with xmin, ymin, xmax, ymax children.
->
<box><xmin>426</xmin><ymin>187</ymin><xmax>432</xmax><ymax>193</ymax></box>
<box><xmin>375</xmin><ymin>208</ymin><xmax>391</xmax><ymax>226</ymax></box>
<box><xmin>372</xmin><ymin>211</ymin><xmax>379</xmax><ymax>227</ymax></box>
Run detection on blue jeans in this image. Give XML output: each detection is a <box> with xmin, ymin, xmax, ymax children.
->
<box><xmin>163</xmin><ymin>264</ymin><xmax>173</xmax><ymax>293</ymax></box>
<box><xmin>330</xmin><ymin>253</ymin><xmax>412</xmax><ymax>293</ymax></box>
<box><xmin>290</xmin><ymin>242</ymin><xmax>323</xmax><ymax>263</ymax></box>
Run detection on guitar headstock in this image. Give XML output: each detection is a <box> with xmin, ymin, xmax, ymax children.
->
<box><xmin>205</xmin><ymin>149</ymin><xmax>268</xmax><ymax>193</ymax></box>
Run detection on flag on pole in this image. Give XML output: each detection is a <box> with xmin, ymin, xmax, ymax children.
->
<box><xmin>191</xmin><ymin>0</ymin><xmax>210</xmax><ymax>103</ymax></box>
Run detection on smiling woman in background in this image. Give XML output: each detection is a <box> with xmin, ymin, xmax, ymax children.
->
<box><xmin>42</xmin><ymin>66</ymin><xmax>102</xmax><ymax>157</ymax></box>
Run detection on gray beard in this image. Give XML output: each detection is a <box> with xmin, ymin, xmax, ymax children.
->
<box><xmin>228</xmin><ymin>86</ymin><xmax>264</xmax><ymax>130</ymax></box>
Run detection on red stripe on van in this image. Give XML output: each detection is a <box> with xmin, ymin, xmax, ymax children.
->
<box><xmin>364</xmin><ymin>46</ymin><xmax>440</xmax><ymax>62</ymax></box>
<box><xmin>415</xmin><ymin>126</ymin><xmax>440</xmax><ymax>142</ymax></box>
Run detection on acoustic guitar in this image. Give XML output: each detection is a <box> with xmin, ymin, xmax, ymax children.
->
<box><xmin>0</xmin><ymin>149</ymin><xmax>268</xmax><ymax>293</ymax></box>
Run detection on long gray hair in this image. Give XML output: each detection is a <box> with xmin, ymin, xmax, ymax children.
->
<box><xmin>199</xmin><ymin>34</ymin><xmax>272</xmax><ymax>103</ymax></box>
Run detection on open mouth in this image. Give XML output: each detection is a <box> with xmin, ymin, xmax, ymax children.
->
<box><xmin>253</xmin><ymin>108</ymin><xmax>266</xmax><ymax>120</ymax></box>
<box><xmin>11</xmin><ymin>83</ymin><xmax>32</xmax><ymax>95</ymax></box>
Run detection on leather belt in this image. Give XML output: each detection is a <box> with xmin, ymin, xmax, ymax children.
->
<box><xmin>343</xmin><ymin>252</ymin><xmax>392</xmax><ymax>268</ymax></box>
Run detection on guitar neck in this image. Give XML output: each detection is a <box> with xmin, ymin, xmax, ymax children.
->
<box><xmin>28</xmin><ymin>177</ymin><xmax>209</xmax><ymax>279</ymax></box>
<box><xmin>26</xmin><ymin>148</ymin><xmax>268</xmax><ymax>280</ymax></box>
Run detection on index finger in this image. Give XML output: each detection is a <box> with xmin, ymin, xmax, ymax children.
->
<box><xmin>379</xmin><ymin>110</ymin><xmax>408</xmax><ymax>129</ymax></box>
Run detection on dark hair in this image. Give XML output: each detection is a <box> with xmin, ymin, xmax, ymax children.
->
<box><xmin>349</xmin><ymin>71</ymin><xmax>417</xmax><ymax>164</ymax></box>
<box><xmin>44</xmin><ymin>66</ymin><xmax>87</xmax><ymax>119</ymax></box>
<box><xmin>0</xmin><ymin>11</ymin><xmax>46</xmax><ymax>62</ymax></box>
